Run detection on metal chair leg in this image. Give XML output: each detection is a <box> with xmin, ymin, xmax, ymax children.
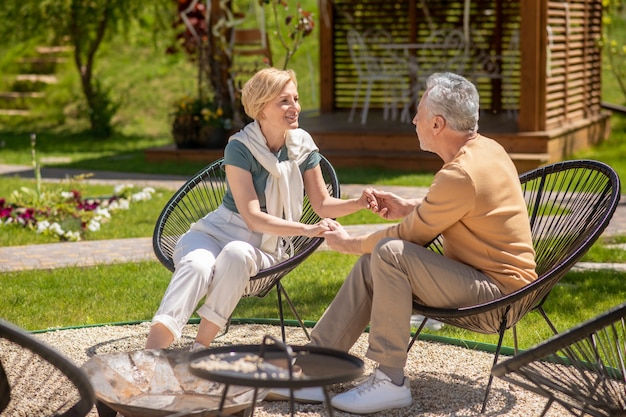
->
<box><xmin>277</xmin><ymin>282</ymin><xmax>311</xmax><ymax>341</ymax></box>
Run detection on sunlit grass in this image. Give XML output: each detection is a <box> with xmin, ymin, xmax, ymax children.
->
<box><xmin>4</xmin><ymin>251</ymin><xmax>624</xmax><ymax>353</ymax></box>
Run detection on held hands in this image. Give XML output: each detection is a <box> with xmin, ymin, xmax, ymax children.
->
<box><xmin>322</xmin><ymin>223</ymin><xmax>358</xmax><ymax>254</ymax></box>
<box><xmin>371</xmin><ymin>190</ymin><xmax>414</xmax><ymax>220</ymax></box>
<box><xmin>309</xmin><ymin>219</ymin><xmax>358</xmax><ymax>254</ymax></box>
<box><xmin>306</xmin><ymin>218</ymin><xmax>342</xmax><ymax>238</ymax></box>
<box><xmin>357</xmin><ymin>188</ymin><xmax>414</xmax><ymax>220</ymax></box>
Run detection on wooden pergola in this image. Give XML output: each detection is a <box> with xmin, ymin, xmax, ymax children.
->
<box><xmin>301</xmin><ymin>0</ymin><xmax>611</xmax><ymax>173</ymax></box>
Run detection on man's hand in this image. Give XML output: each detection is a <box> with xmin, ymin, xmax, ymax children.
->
<box><xmin>323</xmin><ymin>224</ymin><xmax>363</xmax><ymax>255</ymax></box>
<box><xmin>372</xmin><ymin>190</ymin><xmax>418</xmax><ymax>220</ymax></box>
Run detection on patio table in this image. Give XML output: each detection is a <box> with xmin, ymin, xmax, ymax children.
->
<box><xmin>188</xmin><ymin>335</ymin><xmax>364</xmax><ymax>417</ymax></box>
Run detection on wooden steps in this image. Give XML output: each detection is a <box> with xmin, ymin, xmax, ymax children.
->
<box><xmin>0</xmin><ymin>44</ymin><xmax>69</xmax><ymax>118</ymax></box>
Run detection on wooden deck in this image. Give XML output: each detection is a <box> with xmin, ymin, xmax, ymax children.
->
<box><xmin>145</xmin><ymin>108</ymin><xmax>611</xmax><ymax>174</ymax></box>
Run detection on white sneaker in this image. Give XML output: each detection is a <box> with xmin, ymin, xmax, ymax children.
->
<box><xmin>331</xmin><ymin>369</ymin><xmax>412</xmax><ymax>414</ymax></box>
<box><xmin>265</xmin><ymin>386</ymin><xmax>325</xmax><ymax>403</ymax></box>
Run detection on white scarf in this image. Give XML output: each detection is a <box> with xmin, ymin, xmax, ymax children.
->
<box><xmin>229</xmin><ymin>121</ymin><xmax>318</xmax><ymax>257</ymax></box>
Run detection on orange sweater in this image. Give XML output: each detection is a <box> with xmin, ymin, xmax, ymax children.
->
<box><xmin>361</xmin><ymin>136</ymin><xmax>537</xmax><ymax>294</ymax></box>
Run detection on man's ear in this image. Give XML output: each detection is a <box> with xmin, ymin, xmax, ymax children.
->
<box><xmin>433</xmin><ymin>115</ymin><xmax>445</xmax><ymax>132</ymax></box>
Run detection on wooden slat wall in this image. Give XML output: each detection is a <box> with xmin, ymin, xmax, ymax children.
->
<box><xmin>331</xmin><ymin>0</ymin><xmax>521</xmax><ymax>114</ymax></box>
<box><xmin>545</xmin><ymin>0</ymin><xmax>603</xmax><ymax>130</ymax></box>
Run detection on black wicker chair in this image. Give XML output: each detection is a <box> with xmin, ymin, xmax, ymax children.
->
<box><xmin>408</xmin><ymin>159</ymin><xmax>621</xmax><ymax>413</ymax></box>
<box><xmin>153</xmin><ymin>153</ymin><xmax>340</xmax><ymax>342</ymax></box>
<box><xmin>0</xmin><ymin>319</ymin><xmax>95</xmax><ymax>417</ymax></box>
<box><xmin>492</xmin><ymin>301</ymin><xmax>626</xmax><ymax>417</ymax></box>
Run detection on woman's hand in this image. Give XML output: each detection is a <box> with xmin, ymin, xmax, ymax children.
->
<box><xmin>303</xmin><ymin>218</ymin><xmax>342</xmax><ymax>238</ymax></box>
<box><xmin>356</xmin><ymin>187</ymin><xmax>380</xmax><ymax>212</ymax></box>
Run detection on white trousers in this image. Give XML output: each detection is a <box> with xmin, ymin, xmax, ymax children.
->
<box><xmin>151</xmin><ymin>205</ymin><xmax>277</xmax><ymax>339</ymax></box>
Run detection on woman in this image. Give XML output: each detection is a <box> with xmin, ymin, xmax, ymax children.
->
<box><xmin>146</xmin><ymin>68</ymin><xmax>376</xmax><ymax>350</ymax></box>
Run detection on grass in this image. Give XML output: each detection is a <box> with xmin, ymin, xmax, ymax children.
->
<box><xmin>3</xmin><ymin>251</ymin><xmax>624</xmax><ymax>353</ymax></box>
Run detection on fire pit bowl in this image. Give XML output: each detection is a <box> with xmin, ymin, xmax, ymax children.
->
<box><xmin>82</xmin><ymin>349</ymin><xmax>258</xmax><ymax>417</ymax></box>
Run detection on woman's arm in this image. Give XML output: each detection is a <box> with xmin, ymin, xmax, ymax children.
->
<box><xmin>303</xmin><ymin>165</ymin><xmax>376</xmax><ymax>218</ymax></box>
<box><xmin>226</xmin><ymin>164</ymin><xmax>336</xmax><ymax>238</ymax></box>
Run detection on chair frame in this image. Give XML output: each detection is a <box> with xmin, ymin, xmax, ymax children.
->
<box><xmin>492</xmin><ymin>301</ymin><xmax>626</xmax><ymax>417</ymax></box>
<box><xmin>408</xmin><ymin>159</ymin><xmax>621</xmax><ymax>413</ymax></box>
<box><xmin>153</xmin><ymin>153</ymin><xmax>340</xmax><ymax>342</ymax></box>
<box><xmin>0</xmin><ymin>319</ymin><xmax>95</xmax><ymax>417</ymax></box>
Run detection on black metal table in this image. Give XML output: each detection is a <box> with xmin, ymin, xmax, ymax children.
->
<box><xmin>188</xmin><ymin>335</ymin><xmax>364</xmax><ymax>416</ymax></box>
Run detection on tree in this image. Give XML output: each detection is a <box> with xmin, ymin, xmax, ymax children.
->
<box><xmin>0</xmin><ymin>0</ymin><xmax>172</xmax><ymax>137</ymax></box>
<box><xmin>601</xmin><ymin>0</ymin><xmax>626</xmax><ymax>104</ymax></box>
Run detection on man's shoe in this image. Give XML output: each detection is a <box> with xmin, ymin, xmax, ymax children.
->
<box><xmin>331</xmin><ymin>369</ymin><xmax>412</xmax><ymax>414</ymax></box>
<box><xmin>265</xmin><ymin>386</ymin><xmax>325</xmax><ymax>403</ymax></box>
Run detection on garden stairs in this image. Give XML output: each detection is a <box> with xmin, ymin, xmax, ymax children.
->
<box><xmin>0</xmin><ymin>45</ymin><xmax>70</xmax><ymax>117</ymax></box>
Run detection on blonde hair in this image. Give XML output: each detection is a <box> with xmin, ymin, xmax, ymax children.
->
<box><xmin>241</xmin><ymin>68</ymin><xmax>298</xmax><ymax>120</ymax></box>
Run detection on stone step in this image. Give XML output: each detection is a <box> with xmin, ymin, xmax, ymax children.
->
<box><xmin>15</xmin><ymin>57</ymin><xmax>67</xmax><ymax>74</ymax></box>
<box><xmin>0</xmin><ymin>92</ymin><xmax>45</xmax><ymax>99</ymax></box>
<box><xmin>15</xmin><ymin>74</ymin><xmax>58</xmax><ymax>84</ymax></box>
<box><xmin>35</xmin><ymin>45</ymin><xmax>72</xmax><ymax>55</ymax></box>
<box><xmin>17</xmin><ymin>57</ymin><xmax>68</xmax><ymax>64</ymax></box>
<box><xmin>0</xmin><ymin>109</ymin><xmax>30</xmax><ymax>116</ymax></box>
<box><xmin>0</xmin><ymin>92</ymin><xmax>44</xmax><ymax>110</ymax></box>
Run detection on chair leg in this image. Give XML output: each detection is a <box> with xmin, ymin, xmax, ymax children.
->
<box><xmin>96</xmin><ymin>400</ymin><xmax>118</xmax><ymax>417</ymax></box>
<box><xmin>361</xmin><ymin>80</ymin><xmax>374</xmax><ymax>125</ymax></box>
<box><xmin>0</xmin><ymin>361</ymin><xmax>9</xmax><ymax>413</ymax></box>
<box><xmin>276</xmin><ymin>283</ymin><xmax>287</xmax><ymax>343</ymax></box>
<box><xmin>217</xmin><ymin>316</ymin><xmax>232</xmax><ymax>339</ymax></box>
<box><xmin>538</xmin><ymin>398</ymin><xmax>555</xmax><ymax>417</ymax></box>
<box><xmin>276</xmin><ymin>282</ymin><xmax>311</xmax><ymax>341</ymax></box>
<box><xmin>407</xmin><ymin>317</ymin><xmax>429</xmax><ymax>352</ymax></box>
<box><xmin>480</xmin><ymin>317</ymin><xmax>509</xmax><ymax>414</ymax></box>
<box><xmin>348</xmin><ymin>82</ymin><xmax>363</xmax><ymax>123</ymax></box>
<box><xmin>537</xmin><ymin>306</ymin><xmax>559</xmax><ymax>335</ymax></box>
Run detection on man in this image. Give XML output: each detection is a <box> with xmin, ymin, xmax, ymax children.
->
<box><xmin>311</xmin><ymin>72</ymin><xmax>537</xmax><ymax>414</ymax></box>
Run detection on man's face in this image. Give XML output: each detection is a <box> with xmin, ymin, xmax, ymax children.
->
<box><xmin>413</xmin><ymin>95</ymin><xmax>433</xmax><ymax>153</ymax></box>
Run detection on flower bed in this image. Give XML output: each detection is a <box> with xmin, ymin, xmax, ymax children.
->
<box><xmin>0</xmin><ymin>183</ymin><xmax>155</xmax><ymax>242</ymax></box>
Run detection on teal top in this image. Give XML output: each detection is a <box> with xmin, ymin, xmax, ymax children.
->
<box><xmin>222</xmin><ymin>139</ymin><xmax>321</xmax><ymax>213</ymax></box>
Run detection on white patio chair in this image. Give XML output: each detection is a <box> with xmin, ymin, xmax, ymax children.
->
<box><xmin>346</xmin><ymin>29</ymin><xmax>409</xmax><ymax>124</ymax></box>
<box><xmin>400</xmin><ymin>28</ymin><xmax>469</xmax><ymax>123</ymax></box>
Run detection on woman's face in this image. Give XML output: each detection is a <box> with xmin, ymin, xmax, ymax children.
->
<box><xmin>260</xmin><ymin>80</ymin><xmax>301</xmax><ymax>130</ymax></box>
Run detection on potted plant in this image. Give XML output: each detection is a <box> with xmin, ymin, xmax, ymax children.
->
<box><xmin>172</xmin><ymin>94</ymin><xmax>233</xmax><ymax>149</ymax></box>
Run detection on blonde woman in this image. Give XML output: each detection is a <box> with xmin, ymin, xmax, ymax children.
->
<box><xmin>145</xmin><ymin>68</ymin><xmax>376</xmax><ymax>351</ymax></box>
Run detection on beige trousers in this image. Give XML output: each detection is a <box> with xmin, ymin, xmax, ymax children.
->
<box><xmin>310</xmin><ymin>238</ymin><xmax>503</xmax><ymax>368</ymax></box>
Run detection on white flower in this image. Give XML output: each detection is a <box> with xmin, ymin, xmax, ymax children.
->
<box><xmin>94</xmin><ymin>206</ymin><xmax>111</xmax><ymax>219</ymax></box>
<box><xmin>87</xmin><ymin>219</ymin><xmax>101</xmax><ymax>232</ymax></box>
<box><xmin>36</xmin><ymin>220</ymin><xmax>51</xmax><ymax>233</ymax></box>
<box><xmin>114</xmin><ymin>184</ymin><xmax>133</xmax><ymax>195</ymax></box>
<box><xmin>49</xmin><ymin>222</ymin><xmax>64</xmax><ymax>236</ymax></box>
<box><xmin>61</xmin><ymin>191</ymin><xmax>74</xmax><ymax>200</ymax></box>
<box><xmin>106</xmin><ymin>198</ymin><xmax>129</xmax><ymax>211</ymax></box>
<box><xmin>131</xmin><ymin>187</ymin><xmax>155</xmax><ymax>202</ymax></box>
<box><xmin>64</xmin><ymin>230</ymin><xmax>81</xmax><ymax>241</ymax></box>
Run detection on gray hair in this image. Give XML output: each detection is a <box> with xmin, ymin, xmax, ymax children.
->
<box><xmin>423</xmin><ymin>72</ymin><xmax>479</xmax><ymax>135</ymax></box>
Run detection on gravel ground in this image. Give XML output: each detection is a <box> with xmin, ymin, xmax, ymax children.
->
<box><xmin>32</xmin><ymin>322</ymin><xmax>572</xmax><ymax>417</ymax></box>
